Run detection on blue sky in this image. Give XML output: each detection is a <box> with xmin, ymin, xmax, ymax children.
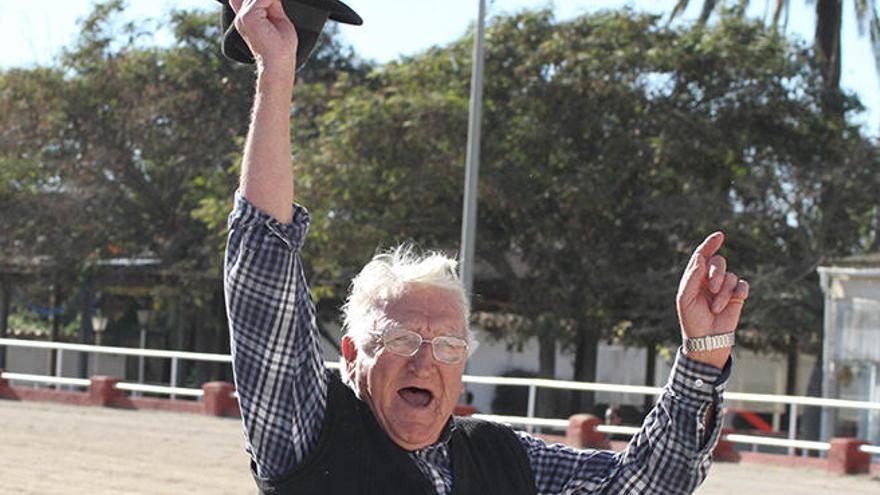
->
<box><xmin>1</xmin><ymin>0</ymin><xmax>877</xmax><ymax>134</ymax></box>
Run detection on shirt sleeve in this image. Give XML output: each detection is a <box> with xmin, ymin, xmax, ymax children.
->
<box><xmin>224</xmin><ymin>191</ymin><xmax>327</xmax><ymax>480</ymax></box>
<box><xmin>519</xmin><ymin>349</ymin><xmax>730</xmax><ymax>494</ymax></box>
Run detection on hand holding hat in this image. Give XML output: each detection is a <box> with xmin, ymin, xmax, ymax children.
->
<box><xmin>224</xmin><ymin>0</ymin><xmax>298</xmax><ymax>73</ymax></box>
<box><xmin>217</xmin><ymin>0</ymin><xmax>362</xmax><ymax>73</ymax></box>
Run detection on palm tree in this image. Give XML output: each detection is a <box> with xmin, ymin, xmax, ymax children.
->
<box><xmin>670</xmin><ymin>0</ymin><xmax>880</xmax><ymax>92</ymax></box>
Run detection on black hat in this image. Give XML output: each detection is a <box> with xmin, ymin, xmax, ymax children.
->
<box><xmin>216</xmin><ymin>0</ymin><xmax>362</xmax><ymax>70</ymax></box>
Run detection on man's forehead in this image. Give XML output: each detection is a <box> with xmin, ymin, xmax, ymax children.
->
<box><xmin>385</xmin><ymin>286</ymin><xmax>462</xmax><ymax>312</ymax></box>
<box><xmin>376</xmin><ymin>287</ymin><xmax>466</xmax><ymax>332</ymax></box>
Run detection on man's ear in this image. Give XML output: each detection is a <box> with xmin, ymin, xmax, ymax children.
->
<box><xmin>341</xmin><ymin>335</ymin><xmax>358</xmax><ymax>380</ymax></box>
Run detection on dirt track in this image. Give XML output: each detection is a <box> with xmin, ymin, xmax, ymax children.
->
<box><xmin>0</xmin><ymin>400</ymin><xmax>253</xmax><ymax>494</ymax></box>
<box><xmin>1</xmin><ymin>399</ymin><xmax>878</xmax><ymax>494</ymax></box>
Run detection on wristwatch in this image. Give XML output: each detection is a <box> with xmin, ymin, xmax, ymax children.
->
<box><xmin>683</xmin><ymin>332</ymin><xmax>736</xmax><ymax>353</ymax></box>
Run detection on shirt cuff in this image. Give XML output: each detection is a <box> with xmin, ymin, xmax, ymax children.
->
<box><xmin>665</xmin><ymin>347</ymin><xmax>731</xmax><ymax>403</ymax></box>
<box><xmin>227</xmin><ymin>190</ymin><xmax>311</xmax><ymax>252</ymax></box>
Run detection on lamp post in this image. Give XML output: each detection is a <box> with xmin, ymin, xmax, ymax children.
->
<box><xmin>91</xmin><ymin>312</ymin><xmax>108</xmax><ymax>346</ymax></box>
<box><xmin>136</xmin><ymin>308</ymin><xmax>152</xmax><ymax>392</ymax></box>
<box><xmin>459</xmin><ymin>0</ymin><xmax>487</xmax><ymax>298</ymax></box>
<box><xmin>91</xmin><ymin>311</ymin><xmax>108</xmax><ymax>374</ymax></box>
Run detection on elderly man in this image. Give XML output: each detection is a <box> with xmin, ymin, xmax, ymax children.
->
<box><xmin>224</xmin><ymin>1</ymin><xmax>750</xmax><ymax>493</ymax></box>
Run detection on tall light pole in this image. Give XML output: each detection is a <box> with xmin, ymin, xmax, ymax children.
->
<box><xmin>460</xmin><ymin>0</ymin><xmax>487</xmax><ymax>298</ymax></box>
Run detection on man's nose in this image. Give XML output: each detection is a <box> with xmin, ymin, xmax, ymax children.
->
<box><xmin>407</xmin><ymin>342</ymin><xmax>435</xmax><ymax>373</ymax></box>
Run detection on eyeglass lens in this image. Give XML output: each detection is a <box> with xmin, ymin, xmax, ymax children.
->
<box><xmin>383</xmin><ymin>329</ymin><xmax>468</xmax><ymax>364</ymax></box>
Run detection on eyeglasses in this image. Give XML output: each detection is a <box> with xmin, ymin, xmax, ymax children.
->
<box><xmin>370</xmin><ymin>327</ymin><xmax>469</xmax><ymax>365</ymax></box>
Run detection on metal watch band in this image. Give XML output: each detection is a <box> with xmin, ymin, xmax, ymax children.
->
<box><xmin>684</xmin><ymin>332</ymin><xmax>736</xmax><ymax>352</ymax></box>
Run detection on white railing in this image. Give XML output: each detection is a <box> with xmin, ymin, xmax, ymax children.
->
<box><xmin>0</xmin><ymin>338</ymin><xmax>231</xmax><ymax>399</ymax></box>
<box><xmin>860</xmin><ymin>444</ymin><xmax>880</xmax><ymax>455</ymax></box>
<box><xmin>2</xmin><ymin>371</ymin><xmax>91</xmax><ymax>388</ymax></box>
<box><xmin>0</xmin><ymin>338</ymin><xmax>342</xmax><ymax>400</ymax></box>
<box><xmin>465</xmin><ymin>415</ymin><xmax>866</xmax><ymax>456</ymax></box>
<box><xmin>462</xmin><ymin>368</ymin><xmax>880</xmax><ymax>454</ymax></box>
<box><xmin>724</xmin><ymin>434</ymin><xmax>830</xmax><ymax>452</ymax></box>
<box><xmin>115</xmin><ymin>382</ymin><xmax>204</xmax><ymax>398</ymax></box>
<box><xmin>2</xmin><ymin>338</ymin><xmax>879</xmax><ymax>457</ymax></box>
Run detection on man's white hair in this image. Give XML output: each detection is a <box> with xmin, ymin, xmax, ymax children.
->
<box><xmin>341</xmin><ymin>244</ymin><xmax>475</xmax><ymax>348</ymax></box>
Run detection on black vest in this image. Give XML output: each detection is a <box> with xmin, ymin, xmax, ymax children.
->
<box><xmin>252</xmin><ymin>373</ymin><xmax>537</xmax><ymax>495</ymax></box>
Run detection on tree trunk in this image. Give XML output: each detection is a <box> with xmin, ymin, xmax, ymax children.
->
<box><xmin>571</xmin><ymin>326</ymin><xmax>599</xmax><ymax>414</ymax></box>
<box><xmin>212</xmin><ymin>288</ymin><xmax>229</xmax><ymax>381</ymax></box>
<box><xmin>78</xmin><ymin>281</ymin><xmax>91</xmax><ymax>378</ymax></box>
<box><xmin>537</xmin><ymin>331</ymin><xmax>557</xmax><ymax>418</ymax></box>
<box><xmin>643</xmin><ymin>342</ymin><xmax>657</xmax><ymax>412</ymax></box>
<box><xmin>801</xmin><ymin>350</ymin><xmax>823</xmax><ymax>443</ymax></box>
<box><xmin>181</xmin><ymin>299</ymin><xmax>196</xmax><ymax>387</ymax></box>
<box><xmin>193</xmin><ymin>310</ymin><xmax>208</xmax><ymax>387</ymax></box>
<box><xmin>785</xmin><ymin>343</ymin><xmax>799</xmax><ymax>433</ymax></box>
<box><xmin>814</xmin><ymin>0</ymin><xmax>842</xmax><ymax>92</ymax></box>
<box><xmin>785</xmin><ymin>344</ymin><xmax>799</xmax><ymax>396</ymax></box>
<box><xmin>168</xmin><ymin>292</ymin><xmax>183</xmax><ymax>384</ymax></box>
<box><xmin>873</xmin><ymin>205</ymin><xmax>880</xmax><ymax>251</ymax></box>
<box><xmin>48</xmin><ymin>282</ymin><xmax>60</xmax><ymax>377</ymax></box>
<box><xmin>0</xmin><ymin>281</ymin><xmax>9</xmax><ymax>369</ymax></box>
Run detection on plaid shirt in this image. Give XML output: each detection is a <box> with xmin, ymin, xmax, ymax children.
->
<box><xmin>225</xmin><ymin>193</ymin><xmax>729</xmax><ymax>494</ymax></box>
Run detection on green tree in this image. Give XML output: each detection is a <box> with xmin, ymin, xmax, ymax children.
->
<box><xmin>0</xmin><ymin>1</ymin><xmax>370</xmax><ymax>373</ymax></box>
<box><xmin>4</xmin><ymin>2</ymin><xmax>877</xmax><ymax>416</ymax></box>
<box><xmin>281</xmin><ymin>8</ymin><xmax>879</xmax><ymax>416</ymax></box>
<box><xmin>670</xmin><ymin>0</ymin><xmax>880</xmax><ymax>95</ymax></box>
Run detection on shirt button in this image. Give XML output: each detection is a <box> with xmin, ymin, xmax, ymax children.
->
<box><xmin>694</xmin><ymin>379</ymin><xmax>705</xmax><ymax>388</ymax></box>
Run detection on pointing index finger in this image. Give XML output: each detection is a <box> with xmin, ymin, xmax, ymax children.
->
<box><xmin>694</xmin><ymin>231</ymin><xmax>725</xmax><ymax>260</ymax></box>
<box><xmin>678</xmin><ymin>231</ymin><xmax>725</xmax><ymax>302</ymax></box>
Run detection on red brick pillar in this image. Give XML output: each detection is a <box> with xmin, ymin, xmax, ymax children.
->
<box><xmin>712</xmin><ymin>428</ymin><xmax>740</xmax><ymax>462</ymax></box>
<box><xmin>0</xmin><ymin>369</ymin><xmax>11</xmax><ymax>399</ymax></box>
<box><xmin>828</xmin><ymin>438</ymin><xmax>870</xmax><ymax>474</ymax></box>
<box><xmin>89</xmin><ymin>376</ymin><xmax>123</xmax><ymax>407</ymax></box>
<box><xmin>453</xmin><ymin>404</ymin><xmax>478</xmax><ymax>416</ymax></box>
<box><xmin>566</xmin><ymin>414</ymin><xmax>610</xmax><ymax>449</ymax></box>
<box><xmin>202</xmin><ymin>381</ymin><xmax>236</xmax><ymax>417</ymax></box>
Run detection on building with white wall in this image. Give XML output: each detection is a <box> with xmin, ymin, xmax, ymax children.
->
<box><xmin>818</xmin><ymin>255</ymin><xmax>880</xmax><ymax>445</ymax></box>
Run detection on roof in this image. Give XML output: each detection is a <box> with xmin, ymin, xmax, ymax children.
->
<box><xmin>820</xmin><ymin>252</ymin><xmax>880</xmax><ymax>269</ymax></box>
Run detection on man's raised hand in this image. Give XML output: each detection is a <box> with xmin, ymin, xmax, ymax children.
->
<box><xmin>229</xmin><ymin>0</ymin><xmax>299</xmax><ymax>75</ymax></box>
<box><xmin>676</xmin><ymin>232</ymin><xmax>750</xmax><ymax>368</ymax></box>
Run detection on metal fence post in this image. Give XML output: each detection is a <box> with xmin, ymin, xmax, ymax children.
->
<box><xmin>788</xmin><ymin>403</ymin><xmax>798</xmax><ymax>455</ymax></box>
<box><xmin>170</xmin><ymin>357</ymin><xmax>179</xmax><ymax>400</ymax></box>
<box><xmin>55</xmin><ymin>349</ymin><xmax>63</xmax><ymax>389</ymax></box>
<box><xmin>526</xmin><ymin>384</ymin><xmax>537</xmax><ymax>433</ymax></box>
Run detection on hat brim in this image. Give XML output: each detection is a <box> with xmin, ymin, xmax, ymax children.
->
<box><xmin>321</xmin><ymin>0</ymin><xmax>363</xmax><ymax>26</ymax></box>
<box><xmin>214</xmin><ymin>0</ymin><xmax>362</xmax><ymax>26</ymax></box>
<box><xmin>216</xmin><ymin>0</ymin><xmax>361</xmax><ymax>67</ymax></box>
<box><xmin>294</xmin><ymin>0</ymin><xmax>362</xmax><ymax>25</ymax></box>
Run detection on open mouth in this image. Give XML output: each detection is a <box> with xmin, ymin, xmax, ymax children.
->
<box><xmin>398</xmin><ymin>387</ymin><xmax>434</xmax><ymax>408</ymax></box>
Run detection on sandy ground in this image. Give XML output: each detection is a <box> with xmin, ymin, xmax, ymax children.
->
<box><xmin>696</xmin><ymin>462</ymin><xmax>879</xmax><ymax>494</ymax></box>
<box><xmin>1</xmin><ymin>399</ymin><xmax>878</xmax><ymax>494</ymax></box>
<box><xmin>0</xmin><ymin>400</ymin><xmax>254</xmax><ymax>494</ymax></box>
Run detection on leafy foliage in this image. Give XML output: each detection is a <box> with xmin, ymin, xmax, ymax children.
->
<box><xmin>1</xmin><ymin>3</ymin><xmax>877</xmax><ymax>394</ymax></box>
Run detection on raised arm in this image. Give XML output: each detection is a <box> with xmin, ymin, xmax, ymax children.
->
<box><xmin>224</xmin><ymin>0</ymin><xmax>327</xmax><ymax>481</ymax></box>
<box><xmin>232</xmin><ymin>0</ymin><xmax>298</xmax><ymax>223</ymax></box>
<box><xmin>676</xmin><ymin>231</ymin><xmax>749</xmax><ymax>369</ymax></box>
<box><xmin>520</xmin><ymin>232</ymin><xmax>749</xmax><ymax>494</ymax></box>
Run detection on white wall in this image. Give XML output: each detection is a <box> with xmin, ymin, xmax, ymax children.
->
<box><xmin>5</xmin><ymin>346</ymin><xmax>127</xmax><ymax>385</ymax></box>
<box><xmin>317</xmin><ymin>321</ymin><xmax>822</xmax><ymax>420</ymax></box>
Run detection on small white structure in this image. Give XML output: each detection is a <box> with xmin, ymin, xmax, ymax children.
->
<box><xmin>818</xmin><ymin>255</ymin><xmax>880</xmax><ymax>445</ymax></box>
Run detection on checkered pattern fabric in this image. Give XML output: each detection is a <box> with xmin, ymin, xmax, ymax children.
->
<box><xmin>225</xmin><ymin>193</ymin><xmax>729</xmax><ymax>493</ymax></box>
